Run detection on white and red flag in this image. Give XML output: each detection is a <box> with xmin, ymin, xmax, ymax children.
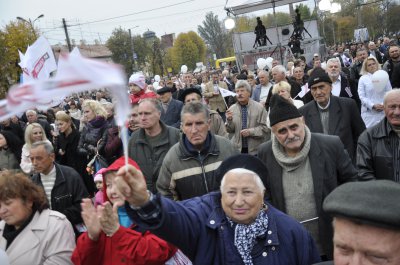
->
<box><xmin>18</xmin><ymin>36</ymin><xmax>57</xmax><ymax>82</ymax></box>
<box><xmin>5</xmin><ymin>47</ymin><xmax>130</xmax><ymax>127</ymax></box>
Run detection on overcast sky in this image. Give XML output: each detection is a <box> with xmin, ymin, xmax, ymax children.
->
<box><xmin>0</xmin><ymin>0</ymin><xmax>315</xmax><ymax>45</ymax></box>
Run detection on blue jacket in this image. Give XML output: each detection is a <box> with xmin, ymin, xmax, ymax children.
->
<box><xmin>127</xmin><ymin>192</ymin><xmax>321</xmax><ymax>265</ymax></box>
<box><xmin>160</xmin><ymin>98</ymin><xmax>183</xmax><ymax>129</ymax></box>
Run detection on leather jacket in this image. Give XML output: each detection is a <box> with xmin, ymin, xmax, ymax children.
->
<box><xmin>357</xmin><ymin>118</ymin><xmax>396</xmax><ymax>181</ymax></box>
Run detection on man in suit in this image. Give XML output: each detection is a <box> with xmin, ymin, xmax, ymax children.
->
<box><xmin>203</xmin><ymin>71</ymin><xmax>228</xmax><ymax>121</ymax></box>
<box><xmin>258</xmin><ymin>94</ymin><xmax>358</xmax><ymax>260</ymax></box>
<box><xmin>299</xmin><ymin>67</ymin><xmax>366</xmax><ymax>162</ymax></box>
<box><xmin>326</xmin><ymin>57</ymin><xmax>361</xmax><ymax>110</ymax></box>
<box><xmin>368</xmin><ymin>41</ymin><xmax>384</xmax><ymax>64</ymax></box>
<box><xmin>156</xmin><ymin>86</ymin><xmax>183</xmax><ymax>129</ymax></box>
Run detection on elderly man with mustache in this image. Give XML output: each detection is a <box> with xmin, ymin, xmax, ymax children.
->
<box><xmin>226</xmin><ymin>80</ymin><xmax>269</xmax><ymax>155</ymax></box>
<box><xmin>257</xmin><ymin>94</ymin><xmax>358</xmax><ymax>262</ymax></box>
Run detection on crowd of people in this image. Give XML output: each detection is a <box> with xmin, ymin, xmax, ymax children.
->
<box><xmin>0</xmin><ymin>37</ymin><xmax>399</xmax><ymax>265</ymax></box>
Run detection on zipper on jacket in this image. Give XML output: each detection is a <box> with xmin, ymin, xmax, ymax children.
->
<box><xmin>54</xmin><ymin>194</ymin><xmax>72</xmax><ymax>202</ymax></box>
<box><xmin>198</xmin><ymin>151</ymin><xmax>209</xmax><ymax>193</ymax></box>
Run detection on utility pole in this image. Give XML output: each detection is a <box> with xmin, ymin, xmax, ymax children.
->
<box><xmin>62</xmin><ymin>18</ymin><xmax>72</xmax><ymax>52</ymax></box>
<box><xmin>357</xmin><ymin>0</ymin><xmax>363</xmax><ymax>27</ymax></box>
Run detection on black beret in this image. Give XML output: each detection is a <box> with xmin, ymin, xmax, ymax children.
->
<box><xmin>323</xmin><ymin>180</ymin><xmax>400</xmax><ymax>230</ymax></box>
<box><xmin>236</xmin><ymin>74</ymin><xmax>248</xmax><ymax>80</ymax></box>
<box><xmin>307</xmin><ymin>67</ymin><xmax>332</xmax><ymax>88</ymax></box>
<box><xmin>156</xmin><ymin>86</ymin><xmax>172</xmax><ymax>94</ymax></box>
<box><xmin>216</xmin><ymin>154</ymin><xmax>268</xmax><ymax>185</ymax></box>
<box><xmin>178</xmin><ymin>87</ymin><xmax>202</xmax><ymax>102</ymax></box>
<box><xmin>215</xmin><ymin>154</ymin><xmax>270</xmax><ymax>199</ymax></box>
<box><xmin>269</xmin><ymin>94</ymin><xmax>302</xmax><ymax>127</ymax></box>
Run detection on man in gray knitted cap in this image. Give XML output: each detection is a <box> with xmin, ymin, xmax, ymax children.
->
<box><xmin>314</xmin><ymin>180</ymin><xmax>400</xmax><ymax>265</ymax></box>
<box><xmin>258</xmin><ymin>94</ymin><xmax>358</xmax><ymax>261</ymax></box>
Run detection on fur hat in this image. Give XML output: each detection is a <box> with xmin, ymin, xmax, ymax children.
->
<box><xmin>269</xmin><ymin>94</ymin><xmax>302</xmax><ymax>127</ymax></box>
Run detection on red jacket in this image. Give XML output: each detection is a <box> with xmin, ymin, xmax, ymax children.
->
<box><xmin>130</xmin><ymin>90</ymin><xmax>157</xmax><ymax>104</ymax></box>
<box><xmin>71</xmin><ymin>225</ymin><xmax>177</xmax><ymax>265</ymax></box>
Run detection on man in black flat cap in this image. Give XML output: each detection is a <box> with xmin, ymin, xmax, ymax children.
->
<box><xmin>258</xmin><ymin>94</ymin><xmax>358</xmax><ymax>261</ymax></box>
<box><xmin>157</xmin><ymin>86</ymin><xmax>183</xmax><ymax>128</ymax></box>
<box><xmin>314</xmin><ymin>180</ymin><xmax>400</xmax><ymax>265</ymax></box>
<box><xmin>299</xmin><ymin>67</ymin><xmax>366</xmax><ymax>163</ymax></box>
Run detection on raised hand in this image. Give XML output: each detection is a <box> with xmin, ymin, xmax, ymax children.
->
<box><xmin>81</xmin><ymin>198</ymin><xmax>101</xmax><ymax>241</ymax></box>
<box><xmin>114</xmin><ymin>165</ymin><xmax>150</xmax><ymax>207</ymax></box>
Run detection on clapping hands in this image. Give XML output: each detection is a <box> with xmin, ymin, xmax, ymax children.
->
<box><xmin>81</xmin><ymin>199</ymin><xmax>121</xmax><ymax>241</ymax></box>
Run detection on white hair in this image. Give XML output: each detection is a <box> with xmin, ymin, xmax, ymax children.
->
<box><xmin>220</xmin><ymin>168</ymin><xmax>265</xmax><ymax>193</ymax></box>
<box><xmin>272</xmin><ymin>65</ymin><xmax>286</xmax><ymax>74</ymax></box>
<box><xmin>384</xmin><ymin>89</ymin><xmax>400</xmax><ymax>104</ymax></box>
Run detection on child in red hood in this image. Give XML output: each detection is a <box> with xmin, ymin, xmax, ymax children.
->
<box><xmin>72</xmin><ymin>156</ymin><xmax>190</xmax><ymax>265</ymax></box>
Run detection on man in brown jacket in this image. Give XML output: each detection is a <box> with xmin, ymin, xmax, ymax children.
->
<box><xmin>203</xmin><ymin>71</ymin><xmax>228</xmax><ymax>121</ymax></box>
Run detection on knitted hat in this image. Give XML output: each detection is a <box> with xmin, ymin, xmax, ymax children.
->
<box><xmin>93</xmin><ymin>168</ymin><xmax>107</xmax><ymax>182</ymax></box>
<box><xmin>307</xmin><ymin>67</ymin><xmax>332</xmax><ymax>88</ymax></box>
<box><xmin>269</xmin><ymin>94</ymin><xmax>302</xmax><ymax>127</ymax></box>
<box><xmin>128</xmin><ymin>73</ymin><xmax>146</xmax><ymax>89</ymax></box>
<box><xmin>323</xmin><ymin>180</ymin><xmax>400</xmax><ymax>230</ymax></box>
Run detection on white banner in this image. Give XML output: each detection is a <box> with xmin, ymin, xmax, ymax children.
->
<box><xmin>5</xmin><ymin>47</ymin><xmax>129</xmax><ymax>126</ymax></box>
<box><xmin>18</xmin><ymin>36</ymin><xmax>57</xmax><ymax>82</ymax></box>
<box><xmin>219</xmin><ymin>87</ymin><xmax>237</xmax><ymax>97</ymax></box>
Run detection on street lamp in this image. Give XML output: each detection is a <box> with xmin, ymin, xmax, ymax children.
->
<box><xmin>16</xmin><ymin>14</ymin><xmax>44</xmax><ymax>38</ymax></box>
<box><xmin>128</xmin><ymin>26</ymin><xmax>139</xmax><ymax>72</ymax></box>
<box><xmin>224</xmin><ymin>11</ymin><xmax>235</xmax><ymax>30</ymax></box>
<box><xmin>224</xmin><ymin>17</ymin><xmax>235</xmax><ymax>30</ymax></box>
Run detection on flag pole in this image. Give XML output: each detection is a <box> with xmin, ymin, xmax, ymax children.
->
<box><xmin>218</xmin><ymin>87</ymin><xmax>229</xmax><ymax>110</ymax></box>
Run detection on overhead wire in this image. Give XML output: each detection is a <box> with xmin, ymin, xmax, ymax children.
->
<box><xmin>67</xmin><ymin>0</ymin><xmax>196</xmax><ymax>27</ymax></box>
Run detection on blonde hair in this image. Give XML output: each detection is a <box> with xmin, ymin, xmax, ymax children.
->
<box><xmin>55</xmin><ymin>111</ymin><xmax>75</xmax><ymax>129</ymax></box>
<box><xmin>272</xmin><ymin>81</ymin><xmax>291</xmax><ymax>94</ymax></box>
<box><xmin>82</xmin><ymin>99</ymin><xmax>107</xmax><ymax>119</ymax></box>
<box><xmin>24</xmin><ymin>123</ymin><xmax>48</xmax><ymax>148</ymax></box>
<box><xmin>360</xmin><ymin>56</ymin><xmax>381</xmax><ymax>76</ymax></box>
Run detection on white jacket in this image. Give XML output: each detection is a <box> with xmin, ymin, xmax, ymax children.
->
<box><xmin>0</xmin><ymin>209</ymin><xmax>75</xmax><ymax>265</ymax></box>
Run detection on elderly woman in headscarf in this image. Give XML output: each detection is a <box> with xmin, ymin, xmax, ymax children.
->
<box><xmin>0</xmin><ymin>171</ymin><xmax>75</xmax><ymax>265</ymax></box>
<box><xmin>111</xmin><ymin>155</ymin><xmax>321</xmax><ymax>265</ymax></box>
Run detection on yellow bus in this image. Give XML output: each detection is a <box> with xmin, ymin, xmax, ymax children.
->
<box><xmin>215</xmin><ymin>56</ymin><xmax>236</xmax><ymax>69</ymax></box>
